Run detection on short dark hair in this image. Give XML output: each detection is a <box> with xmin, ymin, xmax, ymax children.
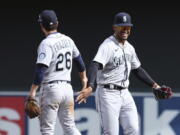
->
<box><xmin>42</xmin><ymin>23</ymin><xmax>58</xmax><ymax>31</ymax></box>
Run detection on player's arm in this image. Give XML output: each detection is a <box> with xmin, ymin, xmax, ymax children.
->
<box><xmin>132</xmin><ymin>66</ymin><xmax>173</xmax><ymax>99</ymax></box>
<box><xmin>76</xmin><ymin>43</ymin><xmax>108</xmax><ymax>104</ymax></box>
<box><xmin>73</xmin><ymin>55</ymin><xmax>88</xmax><ymax>89</ymax></box>
<box><xmin>87</xmin><ymin>61</ymin><xmax>103</xmax><ymax>89</ymax></box>
<box><xmin>131</xmin><ymin>66</ymin><xmax>160</xmax><ymax>88</ymax></box>
<box><xmin>76</xmin><ymin>61</ymin><xmax>102</xmax><ymax>104</ymax></box>
<box><xmin>130</xmin><ymin>48</ymin><xmax>173</xmax><ymax>98</ymax></box>
<box><xmin>29</xmin><ymin>64</ymin><xmax>48</xmax><ymax>97</ymax></box>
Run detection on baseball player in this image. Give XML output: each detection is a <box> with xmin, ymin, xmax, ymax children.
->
<box><xmin>27</xmin><ymin>10</ymin><xmax>87</xmax><ymax>135</ymax></box>
<box><xmin>76</xmin><ymin>12</ymin><xmax>172</xmax><ymax>135</ymax></box>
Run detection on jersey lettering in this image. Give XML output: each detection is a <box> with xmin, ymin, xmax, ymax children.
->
<box><xmin>37</xmin><ymin>33</ymin><xmax>80</xmax><ymax>82</ymax></box>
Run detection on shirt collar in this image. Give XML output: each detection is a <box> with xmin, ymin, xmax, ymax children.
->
<box><xmin>46</xmin><ymin>32</ymin><xmax>61</xmax><ymax>38</ymax></box>
<box><xmin>112</xmin><ymin>35</ymin><xmax>128</xmax><ymax>49</ymax></box>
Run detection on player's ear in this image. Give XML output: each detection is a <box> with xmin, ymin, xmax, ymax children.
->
<box><xmin>39</xmin><ymin>24</ymin><xmax>47</xmax><ymax>35</ymax></box>
<box><xmin>112</xmin><ymin>25</ymin><xmax>116</xmax><ymax>31</ymax></box>
<box><xmin>113</xmin><ymin>26</ymin><xmax>119</xmax><ymax>33</ymax></box>
<box><xmin>39</xmin><ymin>24</ymin><xmax>43</xmax><ymax>31</ymax></box>
<box><xmin>39</xmin><ymin>23</ymin><xmax>44</xmax><ymax>29</ymax></box>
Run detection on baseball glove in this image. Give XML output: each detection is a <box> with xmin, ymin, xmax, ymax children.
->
<box><xmin>153</xmin><ymin>85</ymin><xmax>173</xmax><ymax>100</ymax></box>
<box><xmin>25</xmin><ymin>96</ymin><xmax>40</xmax><ymax>119</ymax></box>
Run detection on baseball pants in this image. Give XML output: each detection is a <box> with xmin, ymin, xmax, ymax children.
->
<box><xmin>95</xmin><ymin>85</ymin><xmax>139</xmax><ymax>135</ymax></box>
<box><xmin>39</xmin><ymin>81</ymin><xmax>81</xmax><ymax>135</ymax></box>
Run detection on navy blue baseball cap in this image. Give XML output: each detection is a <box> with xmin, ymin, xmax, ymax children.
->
<box><xmin>38</xmin><ymin>10</ymin><xmax>58</xmax><ymax>26</ymax></box>
<box><xmin>113</xmin><ymin>12</ymin><xmax>133</xmax><ymax>26</ymax></box>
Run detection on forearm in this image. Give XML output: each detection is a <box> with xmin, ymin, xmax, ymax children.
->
<box><xmin>29</xmin><ymin>64</ymin><xmax>48</xmax><ymax>97</ymax></box>
<box><xmin>132</xmin><ymin>66</ymin><xmax>157</xmax><ymax>87</ymax></box>
<box><xmin>33</xmin><ymin>64</ymin><xmax>48</xmax><ymax>85</ymax></box>
<box><xmin>79</xmin><ymin>71</ymin><xmax>87</xmax><ymax>80</ymax></box>
<box><xmin>87</xmin><ymin>61</ymin><xmax>101</xmax><ymax>89</ymax></box>
<box><xmin>73</xmin><ymin>55</ymin><xmax>87</xmax><ymax>89</ymax></box>
<box><xmin>75</xmin><ymin>62</ymin><xmax>102</xmax><ymax>104</ymax></box>
<box><xmin>29</xmin><ymin>84</ymin><xmax>39</xmax><ymax>97</ymax></box>
<box><xmin>79</xmin><ymin>71</ymin><xmax>88</xmax><ymax>88</ymax></box>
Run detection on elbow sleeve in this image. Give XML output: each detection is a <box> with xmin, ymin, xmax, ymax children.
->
<box><xmin>73</xmin><ymin>55</ymin><xmax>86</xmax><ymax>72</ymax></box>
<box><xmin>132</xmin><ymin>67</ymin><xmax>155</xmax><ymax>87</ymax></box>
<box><xmin>33</xmin><ymin>64</ymin><xmax>48</xmax><ymax>85</ymax></box>
<box><xmin>87</xmin><ymin>61</ymin><xmax>102</xmax><ymax>89</ymax></box>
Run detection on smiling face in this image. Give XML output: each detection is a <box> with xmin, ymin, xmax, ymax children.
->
<box><xmin>113</xmin><ymin>26</ymin><xmax>131</xmax><ymax>43</ymax></box>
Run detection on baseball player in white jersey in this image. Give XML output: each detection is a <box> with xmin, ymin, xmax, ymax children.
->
<box><xmin>76</xmin><ymin>12</ymin><xmax>166</xmax><ymax>135</ymax></box>
<box><xmin>27</xmin><ymin>10</ymin><xmax>87</xmax><ymax>135</ymax></box>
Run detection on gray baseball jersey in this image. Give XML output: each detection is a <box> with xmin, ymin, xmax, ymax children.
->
<box><xmin>94</xmin><ymin>35</ymin><xmax>141</xmax><ymax>135</ymax></box>
<box><xmin>37</xmin><ymin>32</ymin><xmax>82</xmax><ymax>135</ymax></box>
<box><xmin>36</xmin><ymin>32</ymin><xmax>80</xmax><ymax>83</ymax></box>
<box><xmin>93</xmin><ymin>35</ymin><xmax>141</xmax><ymax>87</ymax></box>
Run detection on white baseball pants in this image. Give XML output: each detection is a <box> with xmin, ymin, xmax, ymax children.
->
<box><xmin>95</xmin><ymin>85</ymin><xmax>139</xmax><ymax>135</ymax></box>
<box><xmin>39</xmin><ymin>82</ymin><xmax>81</xmax><ymax>135</ymax></box>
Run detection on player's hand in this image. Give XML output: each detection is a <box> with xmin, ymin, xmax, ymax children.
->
<box><xmin>152</xmin><ymin>85</ymin><xmax>173</xmax><ymax>100</ymax></box>
<box><xmin>76</xmin><ymin>87</ymin><xmax>93</xmax><ymax>104</ymax></box>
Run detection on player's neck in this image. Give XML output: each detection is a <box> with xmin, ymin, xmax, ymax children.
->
<box><xmin>45</xmin><ymin>30</ymin><xmax>58</xmax><ymax>36</ymax></box>
<box><xmin>114</xmin><ymin>34</ymin><xmax>126</xmax><ymax>45</ymax></box>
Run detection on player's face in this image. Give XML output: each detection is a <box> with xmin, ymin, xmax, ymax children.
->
<box><xmin>113</xmin><ymin>26</ymin><xmax>131</xmax><ymax>41</ymax></box>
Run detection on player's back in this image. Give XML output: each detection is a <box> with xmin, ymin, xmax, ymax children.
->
<box><xmin>36</xmin><ymin>32</ymin><xmax>80</xmax><ymax>83</ymax></box>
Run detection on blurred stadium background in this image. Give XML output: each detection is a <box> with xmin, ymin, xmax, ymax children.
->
<box><xmin>0</xmin><ymin>4</ymin><xmax>179</xmax><ymax>135</ymax></box>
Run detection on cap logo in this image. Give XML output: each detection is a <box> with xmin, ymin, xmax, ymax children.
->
<box><xmin>123</xmin><ymin>16</ymin><xmax>127</xmax><ymax>22</ymax></box>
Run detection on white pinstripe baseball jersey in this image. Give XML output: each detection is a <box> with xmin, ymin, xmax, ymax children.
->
<box><xmin>93</xmin><ymin>35</ymin><xmax>141</xmax><ymax>87</ymax></box>
<box><xmin>36</xmin><ymin>32</ymin><xmax>80</xmax><ymax>83</ymax></box>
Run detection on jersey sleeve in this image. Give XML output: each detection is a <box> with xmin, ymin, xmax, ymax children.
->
<box><xmin>131</xmin><ymin>48</ymin><xmax>141</xmax><ymax>69</ymax></box>
<box><xmin>72</xmin><ymin>40</ymin><xmax>80</xmax><ymax>58</ymax></box>
<box><xmin>93</xmin><ymin>43</ymin><xmax>111</xmax><ymax>68</ymax></box>
<box><xmin>36</xmin><ymin>41</ymin><xmax>53</xmax><ymax>67</ymax></box>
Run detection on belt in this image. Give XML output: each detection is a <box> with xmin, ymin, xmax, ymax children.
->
<box><xmin>45</xmin><ymin>80</ymin><xmax>71</xmax><ymax>84</ymax></box>
<box><xmin>103</xmin><ymin>84</ymin><xmax>125</xmax><ymax>91</ymax></box>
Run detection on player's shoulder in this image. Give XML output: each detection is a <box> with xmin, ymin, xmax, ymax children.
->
<box><xmin>61</xmin><ymin>33</ymin><xmax>76</xmax><ymax>45</ymax></box>
<box><xmin>41</xmin><ymin>33</ymin><xmax>74</xmax><ymax>46</ymax></box>
<box><xmin>99</xmin><ymin>35</ymin><xmax>114</xmax><ymax>48</ymax></box>
<box><xmin>39</xmin><ymin>38</ymin><xmax>49</xmax><ymax>48</ymax></box>
<box><xmin>60</xmin><ymin>33</ymin><xmax>73</xmax><ymax>41</ymax></box>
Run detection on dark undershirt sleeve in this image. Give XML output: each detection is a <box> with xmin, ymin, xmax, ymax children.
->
<box><xmin>87</xmin><ymin>61</ymin><xmax>103</xmax><ymax>90</ymax></box>
<box><xmin>73</xmin><ymin>55</ymin><xmax>86</xmax><ymax>72</ymax></box>
<box><xmin>33</xmin><ymin>64</ymin><xmax>48</xmax><ymax>85</ymax></box>
<box><xmin>132</xmin><ymin>66</ymin><xmax>155</xmax><ymax>87</ymax></box>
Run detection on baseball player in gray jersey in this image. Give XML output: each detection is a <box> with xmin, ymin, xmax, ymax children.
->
<box><xmin>27</xmin><ymin>10</ymin><xmax>87</xmax><ymax>135</ymax></box>
<box><xmin>76</xmin><ymin>12</ymin><xmax>172</xmax><ymax>135</ymax></box>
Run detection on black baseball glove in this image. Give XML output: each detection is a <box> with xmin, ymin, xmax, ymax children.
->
<box><xmin>25</xmin><ymin>96</ymin><xmax>40</xmax><ymax>119</ymax></box>
<box><xmin>153</xmin><ymin>85</ymin><xmax>173</xmax><ymax>100</ymax></box>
